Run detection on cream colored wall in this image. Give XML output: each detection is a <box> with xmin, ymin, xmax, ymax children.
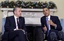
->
<box><xmin>40</xmin><ymin>0</ymin><xmax>64</xmax><ymax>19</ymax></box>
<box><xmin>0</xmin><ymin>0</ymin><xmax>64</xmax><ymax>32</ymax></box>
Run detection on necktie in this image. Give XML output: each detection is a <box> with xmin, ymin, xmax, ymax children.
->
<box><xmin>17</xmin><ymin>18</ymin><xmax>20</xmax><ymax>28</ymax></box>
<box><xmin>46</xmin><ymin>17</ymin><xmax>50</xmax><ymax>36</ymax></box>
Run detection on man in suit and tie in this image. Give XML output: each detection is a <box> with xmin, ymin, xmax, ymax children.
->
<box><xmin>4</xmin><ymin>7</ymin><xmax>26</xmax><ymax>41</ymax></box>
<box><xmin>41</xmin><ymin>7</ymin><xmax>63</xmax><ymax>41</ymax></box>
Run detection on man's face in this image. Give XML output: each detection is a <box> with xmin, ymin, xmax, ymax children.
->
<box><xmin>43</xmin><ymin>8</ymin><xmax>50</xmax><ymax>17</ymax></box>
<box><xmin>14</xmin><ymin>8</ymin><xmax>21</xmax><ymax>17</ymax></box>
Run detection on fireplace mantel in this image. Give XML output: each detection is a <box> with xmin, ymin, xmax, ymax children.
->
<box><xmin>0</xmin><ymin>8</ymin><xmax>57</xmax><ymax>11</ymax></box>
<box><xmin>1</xmin><ymin>8</ymin><xmax>57</xmax><ymax>25</ymax></box>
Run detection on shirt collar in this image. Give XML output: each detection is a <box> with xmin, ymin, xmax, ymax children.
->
<box><xmin>48</xmin><ymin>15</ymin><xmax>50</xmax><ymax>19</ymax></box>
<box><xmin>46</xmin><ymin>15</ymin><xmax>50</xmax><ymax>20</ymax></box>
<box><xmin>14</xmin><ymin>15</ymin><xmax>18</xmax><ymax>19</ymax></box>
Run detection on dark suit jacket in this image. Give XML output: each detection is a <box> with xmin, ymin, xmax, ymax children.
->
<box><xmin>3</xmin><ymin>16</ymin><xmax>26</xmax><ymax>41</ymax></box>
<box><xmin>41</xmin><ymin>16</ymin><xmax>62</xmax><ymax>31</ymax></box>
<box><xmin>4</xmin><ymin>16</ymin><xmax>25</xmax><ymax>32</ymax></box>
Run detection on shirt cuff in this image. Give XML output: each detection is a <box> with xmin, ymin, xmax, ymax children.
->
<box><xmin>14</xmin><ymin>29</ymin><xmax>17</xmax><ymax>31</ymax></box>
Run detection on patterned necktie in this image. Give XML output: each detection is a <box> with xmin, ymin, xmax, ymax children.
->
<box><xmin>46</xmin><ymin>17</ymin><xmax>50</xmax><ymax>36</ymax></box>
<box><xmin>17</xmin><ymin>18</ymin><xmax>20</xmax><ymax>28</ymax></box>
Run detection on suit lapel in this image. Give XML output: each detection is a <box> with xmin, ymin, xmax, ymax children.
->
<box><xmin>50</xmin><ymin>16</ymin><xmax>52</xmax><ymax>20</ymax></box>
<box><xmin>12</xmin><ymin>16</ymin><xmax>16</xmax><ymax>28</ymax></box>
<box><xmin>50</xmin><ymin>16</ymin><xmax>53</xmax><ymax>22</ymax></box>
<box><xmin>44</xmin><ymin>16</ymin><xmax>47</xmax><ymax>27</ymax></box>
<box><xmin>50</xmin><ymin>16</ymin><xmax>55</xmax><ymax>29</ymax></box>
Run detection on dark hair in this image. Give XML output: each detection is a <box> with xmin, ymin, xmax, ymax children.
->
<box><xmin>43</xmin><ymin>7</ymin><xmax>49</xmax><ymax>10</ymax></box>
<box><xmin>13</xmin><ymin>7</ymin><xmax>21</xmax><ymax>13</ymax></box>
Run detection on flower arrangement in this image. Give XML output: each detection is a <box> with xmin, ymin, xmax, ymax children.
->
<box><xmin>0</xmin><ymin>1</ymin><xmax>57</xmax><ymax>9</ymax></box>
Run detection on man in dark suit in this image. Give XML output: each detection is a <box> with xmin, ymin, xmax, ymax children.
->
<box><xmin>4</xmin><ymin>7</ymin><xmax>26</xmax><ymax>41</ymax></box>
<box><xmin>41</xmin><ymin>7</ymin><xmax>63</xmax><ymax>41</ymax></box>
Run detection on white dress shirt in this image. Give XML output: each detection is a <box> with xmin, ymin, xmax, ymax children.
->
<box><xmin>13</xmin><ymin>15</ymin><xmax>26</xmax><ymax>34</ymax></box>
<box><xmin>14</xmin><ymin>15</ymin><xmax>19</xmax><ymax>30</ymax></box>
<box><xmin>46</xmin><ymin>15</ymin><xmax>51</xmax><ymax>30</ymax></box>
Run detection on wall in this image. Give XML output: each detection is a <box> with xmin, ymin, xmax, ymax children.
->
<box><xmin>39</xmin><ymin>0</ymin><xmax>64</xmax><ymax>19</ymax></box>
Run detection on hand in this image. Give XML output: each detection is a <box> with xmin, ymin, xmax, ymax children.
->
<box><xmin>16</xmin><ymin>28</ymin><xmax>23</xmax><ymax>30</ymax></box>
<box><xmin>48</xmin><ymin>20</ymin><xmax>57</xmax><ymax>27</ymax></box>
<box><xmin>14</xmin><ymin>28</ymin><xmax>22</xmax><ymax>31</ymax></box>
<box><xmin>18</xmin><ymin>29</ymin><xmax>26</xmax><ymax>34</ymax></box>
<box><xmin>43</xmin><ymin>25</ymin><xmax>47</xmax><ymax>32</ymax></box>
<box><xmin>14</xmin><ymin>29</ymin><xmax>26</xmax><ymax>34</ymax></box>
